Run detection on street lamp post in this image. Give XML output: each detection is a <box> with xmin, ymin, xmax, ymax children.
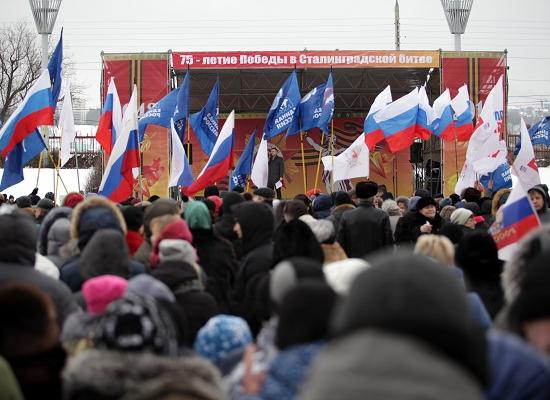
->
<box><xmin>441</xmin><ymin>0</ymin><xmax>474</xmax><ymax>51</ymax></box>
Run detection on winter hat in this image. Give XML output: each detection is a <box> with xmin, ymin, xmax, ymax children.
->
<box><xmin>47</xmin><ymin>218</ymin><xmax>71</xmax><ymax>256</ymax></box>
<box><xmin>203</xmin><ymin>185</ymin><xmax>220</xmax><ymax>198</ymax></box>
<box><xmin>300</xmin><ymin>217</ymin><xmax>335</xmax><ymax>243</ymax></box>
<box><xmin>231</xmin><ymin>202</ymin><xmax>274</xmax><ymax>255</ymax></box>
<box><xmin>355</xmin><ymin>181</ymin><xmax>378</xmax><ymax>199</ymax></box>
<box><xmin>37</xmin><ymin>206</ymin><xmax>72</xmax><ymax>255</ymax></box>
<box><xmin>150</xmin><ymin>219</ymin><xmax>194</xmax><ymax>268</ymax></box>
<box><xmin>221</xmin><ymin>192</ymin><xmax>244</xmax><ymax>215</ymax></box>
<box><xmin>44</xmin><ymin>192</ymin><xmax>55</xmax><ymax>201</ymax></box>
<box><xmin>455</xmin><ymin>232</ymin><xmax>501</xmax><ymax>278</ymax></box>
<box><xmin>440</xmin><ymin>222</ymin><xmax>466</xmax><ymax>244</ymax></box>
<box><xmin>143</xmin><ymin>198</ymin><xmax>180</xmax><ymax>238</ymax></box>
<box><xmin>450</xmin><ymin>193</ymin><xmax>461</xmax><ymax>205</ymax></box>
<box><xmin>273</xmin><ymin>219</ymin><xmax>325</xmax><ymax>265</ymax></box>
<box><xmin>82</xmin><ymin>275</ymin><xmax>128</xmax><ymax>315</ymax></box>
<box><xmin>276</xmin><ymin>282</ymin><xmax>337</xmax><ymax>350</ymax></box>
<box><xmin>78</xmin><ymin>206</ymin><xmax>124</xmax><ymax>249</ymax></box>
<box><xmin>127</xmin><ymin>275</ymin><xmax>175</xmax><ymax>304</ymax></box>
<box><xmin>0</xmin><ymin>210</ymin><xmax>37</xmax><ymax>266</ymax></box>
<box><xmin>414</xmin><ymin>189</ymin><xmax>431</xmax><ymax>198</ymax></box>
<box><xmin>464</xmin><ymin>202</ymin><xmax>481</xmax><ymax>215</ymax></box>
<box><xmin>332</xmin><ymin>254</ymin><xmax>488</xmax><ymax>387</ymax></box>
<box><xmin>184</xmin><ymin>201</ymin><xmax>212</xmax><ymax>230</ymax></box>
<box><xmin>79</xmin><ymin>229</ymin><xmax>131</xmax><ymax>280</ymax></box>
<box><xmin>207</xmin><ymin>196</ymin><xmax>223</xmax><ymax>215</ymax></box>
<box><xmin>381</xmin><ymin>199</ymin><xmax>401</xmax><ymax>216</ymax></box>
<box><xmin>324</xmin><ymin>258</ymin><xmax>370</xmax><ymax>295</ymax></box>
<box><xmin>306</xmin><ymin>188</ymin><xmax>322</xmax><ymax>198</ymax></box>
<box><xmin>439</xmin><ymin>197</ymin><xmax>452</xmax><ymax>208</ymax></box>
<box><xmin>312</xmin><ymin>194</ymin><xmax>333</xmax><ymax>219</ymax></box>
<box><xmin>62</xmin><ymin>192</ymin><xmax>85</xmax><ymax>208</ymax></box>
<box><xmin>158</xmin><ymin>239</ymin><xmax>198</xmax><ymax>265</ymax></box>
<box><xmin>15</xmin><ymin>196</ymin><xmax>32</xmax><ymax>209</ymax></box>
<box><xmin>193</xmin><ymin>315</ymin><xmax>252</xmax><ymax>364</ymax></box>
<box><xmin>95</xmin><ymin>293</ymin><xmax>179</xmax><ymax>356</ymax></box>
<box><xmin>122</xmin><ymin>206</ymin><xmax>144</xmax><ymax>231</ymax></box>
<box><xmin>253</xmin><ymin>187</ymin><xmax>274</xmax><ymax>200</ymax></box>
<box><xmin>440</xmin><ymin>205</ymin><xmax>456</xmax><ymax>222</ymax></box>
<box><xmin>36</xmin><ymin>198</ymin><xmax>55</xmax><ymax>211</ymax></box>
<box><xmin>415</xmin><ymin>196</ymin><xmax>437</xmax><ymax>211</ymax></box>
<box><xmin>270</xmin><ymin>257</ymin><xmax>325</xmax><ymax>305</ymax></box>
<box><xmin>450</xmin><ymin>208</ymin><xmax>473</xmax><ymax>225</ymax></box>
<box><xmin>284</xmin><ymin>200</ymin><xmax>308</xmax><ymax>220</ymax></box>
<box><xmin>333</xmin><ymin>191</ymin><xmax>354</xmax><ymax>206</ymax></box>
<box><xmin>408</xmin><ymin>196</ymin><xmax>421</xmax><ymax>211</ymax></box>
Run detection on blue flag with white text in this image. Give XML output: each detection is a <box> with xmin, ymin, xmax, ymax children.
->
<box><xmin>264</xmin><ymin>71</ymin><xmax>301</xmax><ymax>139</ymax></box>
<box><xmin>287</xmin><ymin>83</ymin><xmax>325</xmax><ymax>136</ymax></box>
<box><xmin>514</xmin><ymin>115</ymin><xmax>550</xmax><ymax>155</ymax></box>
<box><xmin>230</xmin><ymin>128</ymin><xmax>257</xmax><ymax>189</ymax></box>
<box><xmin>173</xmin><ymin>73</ymin><xmax>190</xmax><ymax>143</ymax></box>
<box><xmin>47</xmin><ymin>29</ymin><xmax>63</xmax><ymax>105</ymax></box>
<box><xmin>190</xmin><ymin>79</ymin><xmax>219</xmax><ymax>155</ymax></box>
<box><xmin>480</xmin><ymin>162</ymin><xmax>513</xmax><ymax>192</ymax></box>
<box><xmin>138</xmin><ymin>89</ymin><xmax>178</xmax><ymax>140</ymax></box>
<box><xmin>317</xmin><ymin>72</ymin><xmax>334</xmax><ymax>134</ymax></box>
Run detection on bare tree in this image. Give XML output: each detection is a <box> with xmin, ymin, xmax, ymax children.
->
<box><xmin>0</xmin><ymin>22</ymin><xmax>42</xmax><ymax>123</ymax></box>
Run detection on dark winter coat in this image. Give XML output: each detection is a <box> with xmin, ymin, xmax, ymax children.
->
<box><xmin>152</xmin><ymin>260</ymin><xmax>219</xmax><ymax>345</ymax></box>
<box><xmin>214</xmin><ymin>214</ymin><xmax>243</xmax><ymax>260</ymax></box>
<box><xmin>268</xmin><ymin>156</ymin><xmax>284</xmax><ymax>188</ymax></box>
<box><xmin>336</xmin><ymin>200</ymin><xmax>393</xmax><ymax>258</ymax></box>
<box><xmin>328</xmin><ymin>203</ymin><xmax>355</xmax><ymax>232</ymax></box>
<box><xmin>394</xmin><ymin>210</ymin><xmax>445</xmax><ymax>244</ymax></box>
<box><xmin>189</xmin><ymin>228</ymin><xmax>237</xmax><ymax>313</ymax></box>
<box><xmin>231</xmin><ymin>202</ymin><xmax>275</xmax><ymax>335</ymax></box>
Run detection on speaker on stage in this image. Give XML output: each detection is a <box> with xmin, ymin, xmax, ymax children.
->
<box><xmin>410</xmin><ymin>142</ymin><xmax>423</xmax><ymax>164</ymax></box>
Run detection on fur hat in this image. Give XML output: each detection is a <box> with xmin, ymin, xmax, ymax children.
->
<box><xmin>253</xmin><ymin>187</ymin><xmax>274</xmax><ymax>200</ymax></box>
<box><xmin>355</xmin><ymin>181</ymin><xmax>378</xmax><ymax>199</ymax></box>
<box><xmin>450</xmin><ymin>208</ymin><xmax>473</xmax><ymax>225</ymax></box>
<box><xmin>415</xmin><ymin>196</ymin><xmax>437</xmax><ymax>211</ymax></box>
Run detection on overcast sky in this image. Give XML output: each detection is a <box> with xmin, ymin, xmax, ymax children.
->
<box><xmin>2</xmin><ymin>0</ymin><xmax>549</xmax><ymax>110</ymax></box>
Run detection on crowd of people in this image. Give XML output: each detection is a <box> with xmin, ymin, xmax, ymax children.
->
<box><xmin>1</xmin><ymin>180</ymin><xmax>550</xmax><ymax>400</ymax></box>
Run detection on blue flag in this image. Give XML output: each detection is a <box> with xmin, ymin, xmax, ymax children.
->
<box><xmin>138</xmin><ymin>89</ymin><xmax>178</xmax><ymax>140</ymax></box>
<box><xmin>230</xmin><ymin>128</ymin><xmax>257</xmax><ymax>189</ymax></box>
<box><xmin>514</xmin><ymin>115</ymin><xmax>550</xmax><ymax>155</ymax></box>
<box><xmin>480</xmin><ymin>162</ymin><xmax>513</xmax><ymax>193</ymax></box>
<box><xmin>190</xmin><ymin>79</ymin><xmax>219</xmax><ymax>155</ymax></box>
<box><xmin>47</xmin><ymin>29</ymin><xmax>63</xmax><ymax>105</ymax></box>
<box><xmin>264</xmin><ymin>71</ymin><xmax>301</xmax><ymax>139</ymax></box>
<box><xmin>317</xmin><ymin>72</ymin><xmax>334</xmax><ymax>134</ymax></box>
<box><xmin>287</xmin><ymin>83</ymin><xmax>325</xmax><ymax>136</ymax></box>
<box><xmin>173</xmin><ymin>73</ymin><xmax>190</xmax><ymax>143</ymax></box>
<box><xmin>0</xmin><ymin>130</ymin><xmax>46</xmax><ymax>191</ymax></box>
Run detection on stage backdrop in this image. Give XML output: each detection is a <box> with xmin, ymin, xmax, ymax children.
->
<box><xmin>440</xmin><ymin>51</ymin><xmax>507</xmax><ymax>195</ymax></box>
<box><xmin>102</xmin><ymin>53</ymin><xmax>170</xmax><ymax>198</ymax></box>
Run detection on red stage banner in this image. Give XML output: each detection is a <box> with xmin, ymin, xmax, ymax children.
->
<box><xmin>173</xmin><ymin>50</ymin><xmax>440</xmax><ymax>70</ymax></box>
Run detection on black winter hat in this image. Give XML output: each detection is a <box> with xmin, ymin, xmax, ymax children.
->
<box><xmin>456</xmin><ymin>232</ymin><xmax>502</xmax><ymax>278</ymax></box>
<box><xmin>204</xmin><ymin>185</ymin><xmax>220</xmax><ymax>198</ymax></box>
<box><xmin>253</xmin><ymin>187</ymin><xmax>274</xmax><ymax>200</ymax></box>
<box><xmin>79</xmin><ymin>229</ymin><xmax>131</xmax><ymax>280</ymax></box>
<box><xmin>45</xmin><ymin>192</ymin><xmax>55</xmax><ymax>201</ymax></box>
<box><xmin>232</xmin><ymin>202</ymin><xmax>274</xmax><ymax>254</ymax></box>
<box><xmin>355</xmin><ymin>181</ymin><xmax>378</xmax><ymax>199</ymax></box>
<box><xmin>36</xmin><ymin>198</ymin><xmax>55</xmax><ymax>211</ymax></box>
<box><xmin>122</xmin><ymin>206</ymin><xmax>144</xmax><ymax>231</ymax></box>
<box><xmin>221</xmin><ymin>192</ymin><xmax>244</xmax><ymax>215</ymax></box>
<box><xmin>333</xmin><ymin>191</ymin><xmax>353</xmax><ymax>206</ymax></box>
<box><xmin>276</xmin><ymin>282</ymin><xmax>337</xmax><ymax>350</ymax></box>
<box><xmin>0</xmin><ymin>210</ymin><xmax>37</xmax><ymax>266</ymax></box>
<box><xmin>16</xmin><ymin>196</ymin><xmax>32</xmax><ymax>209</ymax></box>
<box><xmin>273</xmin><ymin>219</ymin><xmax>324</xmax><ymax>265</ymax></box>
<box><xmin>332</xmin><ymin>254</ymin><xmax>488</xmax><ymax>387</ymax></box>
<box><xmin>414</xmin><ymin>189</ymin><xmax>431</xmax><ymax>198</ymax></box>
<box><xmin>415</xmin><ymin>196</ymin><xmax>437</xmax><ymax>211</ymax></box>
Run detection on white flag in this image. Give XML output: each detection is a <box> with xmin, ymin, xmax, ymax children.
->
<box><xmin>455</xmin><ymin>161</ymin><xmax>477</xmax><ymax>196</ymax></box>
<box><xmin>322</xmin><ymin>133</ymin><xmax>369</xmax><ymax>181</ymax></box>
<box><xmin>58</xmin><ymin>87</ymin><xmax>76</xmax><ymax>167</ymax></box>
<box><xmin>251</xmin><ymin>135</ymin><xmax>269</xmax><ymax>188</ymax></box>
<box><xmin>512</xmin><ymin>117</ymin><xmax>541</xmax><ymax>190</ymax></box>
<box><xmin>469</xmin><ymin>133</ymin><xmax>507</xmax><ymax>175</ymax></box>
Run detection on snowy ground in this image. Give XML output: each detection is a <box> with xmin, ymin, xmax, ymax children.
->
<box><xmin>0</xmin><ymin>168</ymin><xmax>93</xmax><ymax>203</ymax></box>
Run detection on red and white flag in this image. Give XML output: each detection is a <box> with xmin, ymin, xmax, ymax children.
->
<box><xmin>512</xmin><ymin>117</ymin><xmax>541</xmax><ymax>190</ymax></box>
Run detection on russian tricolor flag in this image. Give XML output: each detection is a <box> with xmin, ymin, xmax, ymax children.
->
<box><xmin>451</xmin><ymin>84</ymin><xmax>474</xmax><ymax>142</ymax></box>
<box><xmin>432</xmin><ymin>89</ymin><xmax>455</xmax><ymax>141</ymax></box>
<box><xmin>490</xmin><ymin>183</ymin><xmax>541</xmax><ymax>261</ymax></box>
<box><xmin>363</xmin><ymin>86</ymin><xmax>392</xmax><ymax>150</ymax></box>
<box><xmin>99</xmin><ymin>85</ymin><xmax>140</xmax><ymax>202</ymax></box>
<box><xmin>168</xmin><ymin>118</ymin><xmax>193</xmax><ymax>188</ymax></box>
<box><xmin>0</xmin><ymin>70</ymin><xmax>54</xmax><ymax>157</ymax></box>
<box><xmin>375</xmin><ymin>87</ymin><xmax>419</xmax><ymax>153</ymax></box>
<box><xmin>187</xmin><ymin>110</ymin><xmax>235</xmax><ymax>196</ymax></box>
<box><xmin>415</xmin><ymin>86</ymin><xmax>434</xmax><ymax>140</ymax></box>
<box><xmin>96</xmin><ymin>78</ymin><xmax>122</xmax><ymax>156</ymax></box>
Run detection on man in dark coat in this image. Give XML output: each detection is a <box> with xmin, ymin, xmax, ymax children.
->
<box><xmin>337</xmin><ymin>181</ymin><xmax>393</xmax><ymax>258</ymax></box>
<box><xmin>267</xmin><ymin>147</ymin><xmax>284</xmax><ymax>199</ymax></box>
<box><xmin>231</xmin><ymin>202</ymin><xmax>275</xmax><ymax>335</ymax></box>
<box><xmin>0</xmin><ymin>210</ymin><xmax>78</xmax><ymax>325</ymax></box>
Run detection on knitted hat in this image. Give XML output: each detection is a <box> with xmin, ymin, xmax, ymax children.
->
<box><xmin>36</xmin><ymin>198</ymin><xmax>55</xmax><ymax>211</ymax></box>
<box><xmin>193</xmin><ymin>315</ymin><xmax>252</xmax><ymax>364</ymax></box>
<box><xmin>82</xmin><ymin>275</ymin><xmax>128</xmax><ymax>315</ymax></box>
<box><xmin>415</xmin><ymin>196</ymin><xmax>437</xmax><ymax>211</ymax></box>
<box><xmin>408</xmin><ymin>196</ymin><xmax>421</xmax><ymax>211</ymax></box>
<box><xmin>143</xmin><ymin>199</ymin><xmax>180</xmax><ymax>238</ymax></box>
<box><xmin>450</xmin><ymin>208</ymin><xmax>473</xmax><ymax>225</ymax></box>
<box><xmin>300</xmin><ymin>217</ymin><xmax>335</xmax><ymax>243</ymax></box>
<box><xmin>253</xmin><ymin>187</ymin><xmax>274</xmax><ymax>200</ymax></box>
<box><xmin>324</xmin><ymin>258</ymin><xmax>370</xmax><ymax>295</ymax></box>
<box><xmin>122</xmin><ymin>206</ymin><xmax>144</xmax><ymax>231</ymax></box>
<box><xmin>15</xmin><ymin>196</ymin><xmax>32</xmax><ymax>209</ymax></box>
<box><xmin>62</xmin><ymin>192</ymin><xmax>85</xmax><ymax>209</ymax></box>
<box><xmin>355</xmin><ymin>181</ymin><xmax>378</xmax><ymax>199</ymax></box>
<box><xmin>126</xmin><ymin>275</ymin><xmax>175</xmax><ymax>304</ymax></box>
<box><xmin>333</xmin><ymin>191</ymin><xmax>353</xmax><ymax>206</ymax></box>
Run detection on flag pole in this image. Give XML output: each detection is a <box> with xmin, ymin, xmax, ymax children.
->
<box><xmin>246</xmin><ymin>176</ymin><xmax>250</xmax><ymax>192</ymax></box>
<box><xmin>46</xmin><ymin>150</ymin><xmax>68</xmax><ymax>193</ymax></box>
<box><xmin>300</xmin><ymin>131</ymin><xmax>307</xmax><ymax>194</ymax></box>
<box><xmin>35</xmin><ymin>151</ymin><xmax>43</xmax><ymax>188</ymax></box>
<box><xmin>74</xmin><ymin>142</ymin><xmax>81</xmax><ymax>193</ymax></box>
<box><xmin>314</xmin><ymin>133</ymin><xmax>325</xmax><ymax>190</ymax></box>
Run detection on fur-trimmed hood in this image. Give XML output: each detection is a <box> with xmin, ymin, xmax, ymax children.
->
<box><xmin>70</xmin><ymin>196</ymin><xmax>127</xmax><ymax>249</ymax></box>
<box><xmin>491</xmin><ymin>189</ymin><xmax>511</xmax><ymax>217</ymax></box>
<box><xmin>62</xmin><ymin>349</ymin><xmax>223</xmax><ymax>400</ymax></box>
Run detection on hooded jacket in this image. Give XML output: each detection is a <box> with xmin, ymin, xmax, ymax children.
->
<box><xmin>153</xmin><ymin>260</ymin><xmax>219</xmax><ymax>345</ymax></box>
<box><xmin>231</xmin><ymin>202</ymin><xmax>275</xmax><ymax>334</ymax></box>
<box><xmin>37</xmin><ymin>207</ymin><xmax>72</xmax><ymax>257</ymax></box>
<box><xmin>214</xmin><ymin>192</ymin><xmax>244</xmax><ymax>260</ymax></box>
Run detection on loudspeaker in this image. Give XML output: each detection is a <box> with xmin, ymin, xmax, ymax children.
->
<box><xmin>184</xmin><ymin>143</ymin><xmax>193</xmax><ymax>164</ymax></box>
<box><xmin>410</xmin><ymin>142</ymin><xmax>423</xmax><ymax>164</ymax></box>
